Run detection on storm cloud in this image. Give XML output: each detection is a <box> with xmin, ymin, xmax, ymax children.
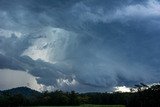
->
<box><xmin>0</xmin><ymin>0</ymin><xmax>160</xmax><ymax>92</ymax></box>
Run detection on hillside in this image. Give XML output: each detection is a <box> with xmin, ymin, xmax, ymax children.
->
<box><xmin>2</xmin><ymin>87</ymin><xmax>40</xmax><ymax>96</ymax></box>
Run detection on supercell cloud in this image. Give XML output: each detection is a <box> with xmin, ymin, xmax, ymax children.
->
<box><xmin>0</xmin><ymin>0</ymin><xmax>160</xmax><ymax>92</ymax></box>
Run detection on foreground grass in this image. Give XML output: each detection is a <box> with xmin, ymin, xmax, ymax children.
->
<box><xmin>80</xmin><ymin>105</ymin><xmax>125</xmax><ymax>107</ymax></box>
<box><xmin>32</xmin><ymin>105</ymin><xmax>125</xmax><ymax>107</ymax></box>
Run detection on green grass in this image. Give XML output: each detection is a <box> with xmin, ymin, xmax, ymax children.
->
<box><xmin>31</xmin><ymin>105</ymin><xmax>125</xmax><ymax>107</ymax></box>
<box><xmin>80</xmin><ymin>104</ymin><xmax>125</xmax><ymax>107</ymax></box>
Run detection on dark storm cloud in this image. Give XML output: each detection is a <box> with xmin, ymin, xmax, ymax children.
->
<box><xmin>0</xmin><ymin>0</ymin><xmax>160</xmax><ymax>92</ymax></box>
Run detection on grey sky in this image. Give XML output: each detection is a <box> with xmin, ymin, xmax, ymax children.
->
<box><xmin>0</xmin><ymin>0</ymin><xmax>160</xmax><ymax>92</ymax></box>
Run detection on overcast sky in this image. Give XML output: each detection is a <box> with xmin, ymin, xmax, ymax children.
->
<box><xmin>0</xmin><ymin>0</ymin><xmax>160</xmax><ymax>92</ymax></box>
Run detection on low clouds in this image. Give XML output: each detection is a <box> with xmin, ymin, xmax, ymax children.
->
<box><xmin>0</xmin><ymin>0</ymin><xmax>160</xmax><ymax>92</ymax></box>
<box><xmin>0</xmin><ymin>69</ymin><xmax>41</xmax><ymax>91</ymax></box>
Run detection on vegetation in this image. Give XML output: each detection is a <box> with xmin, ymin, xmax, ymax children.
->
<box><xmin>80</xmin><ymin>105</ymin><xmax>125</xmax><ymax>107</ymax></box>
<box><xmin>0</xmin><ymin>84</ymin><xmax>159</xmax><ymax>107</ymax></box>
<box><xmin>31</xmin><ymin>105</ymin><xmax>125</xmax><ymax>107</ymax></box>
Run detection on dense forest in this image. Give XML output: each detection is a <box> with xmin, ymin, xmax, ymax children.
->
<box><xmin>0</xmin><ymin>84</ymin><xmax>159</xmax><ymax>107</ymax></box>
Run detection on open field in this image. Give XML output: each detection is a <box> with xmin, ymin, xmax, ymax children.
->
<box><xmin>80</xmin><ymin>105</ymin><xmax>125</xmax><ymax>107</ymax></box>
<box><xmin>33</xmin><ymin>105</ymin><xmax>125</xmax><ymax>107</ymax></box>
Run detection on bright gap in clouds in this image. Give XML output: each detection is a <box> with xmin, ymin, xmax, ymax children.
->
<box><xmin>0</xmin><ymin>69</ymin><xmax>41</xmax><ymax>91</ymax></box>
<box><xmin>114</xmin><ymin>86</ymin><xmax>131</xmax><ymax>93</ymax></box>
<box><xmin>22</xmin><ymin>26</ymin><xmax>76</xmax><ymax>64</ymax></box>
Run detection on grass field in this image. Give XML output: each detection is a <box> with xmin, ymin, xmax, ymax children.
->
<box><xmin>33</xmin><ymin>105</ymin><xmax>125</xmax><ymax>107</ymax></box>
<box><xmin>81</xmin><ymin>105</ymin><xmax>125</xmax><ymax>107</ymax></box>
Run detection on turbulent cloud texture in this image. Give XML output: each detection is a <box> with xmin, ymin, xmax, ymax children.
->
<box><xmin>0</xmin><ymin>0</ymin><xmax>160</xmax><ymax>92</ymax></box>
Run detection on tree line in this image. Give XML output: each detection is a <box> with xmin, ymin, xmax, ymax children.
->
<box><xmin>0</xmin><ymin>84</ymin><xmax>159</xmax><ymax>107</ymax></box>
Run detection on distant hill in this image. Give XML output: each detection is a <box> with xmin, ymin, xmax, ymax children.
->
<box><xmin>2</xmin><ymin>87</ymin><xmax>41</xmax><ymax>96</ymax></box>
